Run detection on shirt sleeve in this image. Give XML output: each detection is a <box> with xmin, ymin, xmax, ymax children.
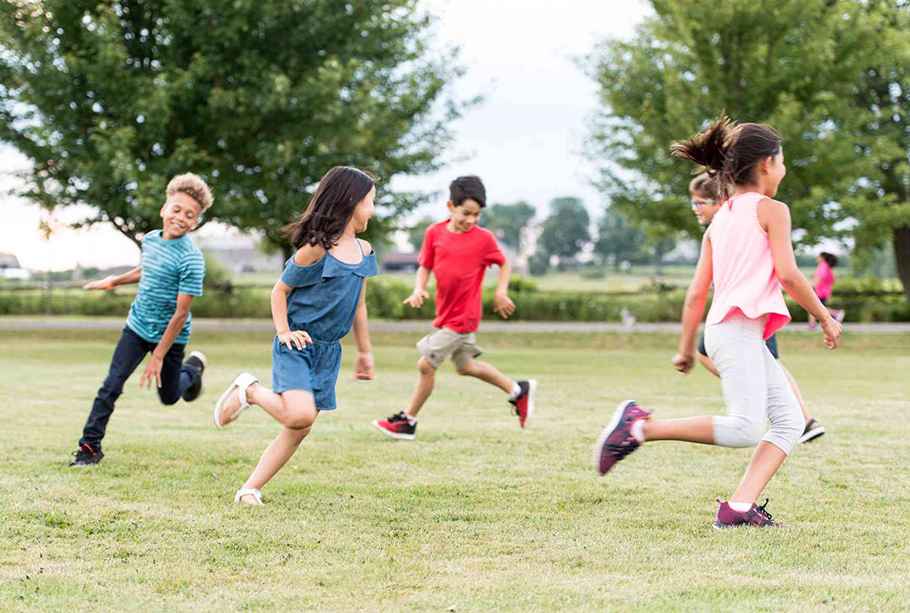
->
<box><xmin>417</xmin><ymin>225</ymin><xmax>435</xmax><ymax>269</ymax></box>
<box><xmin>482</xmin><ymin>233</ymin><xmax>506</xmax><ymax>267</ymax></box>
<box><xmin>178</xmin><ymin>250</ymin><xmax>205</xmax><ymax>296</ymax></box>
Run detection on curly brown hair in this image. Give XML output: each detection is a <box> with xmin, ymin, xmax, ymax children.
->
<box><xmin>166</xmin><ymin>173</ymin><xmax>214</xmax><ymax>214</ymax></box>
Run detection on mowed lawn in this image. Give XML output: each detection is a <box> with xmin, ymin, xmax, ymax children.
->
<box><xmin>1</xmin><ymin>326</ymin><xmax>909</xmax><ymax>612</ymax></box>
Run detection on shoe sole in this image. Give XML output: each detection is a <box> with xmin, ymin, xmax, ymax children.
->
<box><xmin>214</xmin><ymin>372</ymin><xmax>251</xmax><ymax>430</ymax></box>
<box><xmin>522</xmin><ymin>379</ymin><xmax>537</xmax><ymax>428</ymax></box>
<box><xmin>371</xmin><ymin>420</ymin><xmax>415</xmax><ymax>441</ymax></box>
<box><xmin>592</xmin><ymin>399</ymin><xmax>637</xmax><ymax>475</ymax></box>
<box><xmin>798</xmin><ymin>425</ymin><xmax>826</xmax><ymax>444</ymax></box>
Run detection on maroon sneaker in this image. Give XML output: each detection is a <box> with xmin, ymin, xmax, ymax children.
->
<box><xmin>592</xmin><ymin>400</ymin><xmax>651</xmax><ymax>475</ymax></box>
<box><xmin>509</xmin><ymin>380</ymin><xmax>537</xmax><ymax>428</ymax></box>
<box><xmin>713</xmin><ymin>498</ymin><xmax>786</xmax><ymax>529</ymax></box>
<box><xmin>371</xmin><ymin>411</ymin><xmax>417</xmax><ymax>441</ymax></box>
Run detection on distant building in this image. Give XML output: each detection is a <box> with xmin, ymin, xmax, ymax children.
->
<box><xmin>195</xmin><ymin>233</ymin><xmax>284</xmax><ymax>274</ymax></box>
<box><xmin>0</xmin><ymin>252</ymin><xmax>31</xmax><ymax>280</ymax></box>
<box><xmin>382</xmin><ymin>251</ymin><xmax>419</xmax><ymax>272</ymax></box>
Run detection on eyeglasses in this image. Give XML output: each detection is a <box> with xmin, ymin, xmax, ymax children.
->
<box><xmin>690</xmin><ymin>199</ymin><xmax>718</xmax><ymax>207</ymax></box>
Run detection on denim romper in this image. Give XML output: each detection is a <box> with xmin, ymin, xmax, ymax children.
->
<box><xmin>271</xmin><ymin>244</ymin><xmax>378</xmax><ymax>409</ymax></box>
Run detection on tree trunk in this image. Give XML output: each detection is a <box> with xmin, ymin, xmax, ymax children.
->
<box><xmin>894</xmin><ymin>226</ymin><xmax>910</xmax><ymax>304</ymax></box>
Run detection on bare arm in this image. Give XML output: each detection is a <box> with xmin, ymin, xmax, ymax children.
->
<box><xmin>673</xmin><ymin>231</ymin><xmax>714</xmax><ymax>373</ymax></box>
<box><xmin>759</xmin><ymin>198</ymin><xmax>841</xmax><ymax>348</ymax></box>
<box><xmin>352</xmin><ymin>278</ymin><xmax>375</xmax><ymax>380</ymax></box>
<box><xmin>403</xmin><ymin>266</ymin><xmax>432</xmax><ymax>308</ymax></box>
<box><xmin>84</xmin><ymin>266</ymin><xmax>142</xmax><ymax>290</ymax></box>
<box><xmin>493</xmin><ymin>259</ymin><xmax>516</xmax><ymax>319</ymax></box>
<box><xmin>138</xmin><ymin>293</ymin><xmax>193</xmax><ymax>389</ymax></box>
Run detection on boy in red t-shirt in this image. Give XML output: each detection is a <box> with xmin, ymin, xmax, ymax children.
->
<box><xmin>371</xmin><ymin>176</ymin><xmax>537</xmax><ymax>440</ymax></box>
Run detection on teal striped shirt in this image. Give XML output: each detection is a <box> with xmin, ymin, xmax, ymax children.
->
<box><xmin>126</xmin><ymin>230</ymin><xmax>205</xmax><ymax>344</ymax></box>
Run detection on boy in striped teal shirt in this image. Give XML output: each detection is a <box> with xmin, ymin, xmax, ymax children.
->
<box><xmin>70</xmin><ymin>174</ymin><xmax>213</xmax><ymax>466</ymax></box>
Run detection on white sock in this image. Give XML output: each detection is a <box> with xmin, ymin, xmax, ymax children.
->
<box><xmin>509</xmin><ymin>382</ymin><xmax>521</xmax><ymax>400</ymax></box>
<box><xmin>728</xmin><ymin>501</ymin><xmax>753</xmax><ymax>512</ymax></box>
<box><xmin>406</xmin><ymin>414</ymin><xmax>417</xmax><ymax>425</ymax></box>
<box><xmin>631</xmin><ymin>420</ymin><xmax>645</xmax><ymax>444</ymax></box>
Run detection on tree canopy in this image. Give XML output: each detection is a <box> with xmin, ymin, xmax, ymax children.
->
<box><xmin>587</xmin><ymin>0</ymin><xmax>910</xmax><ymax>300</ymax></box>
<box><xmin>0</xmin><ymin>0</ymin><xmax>471</xmax><ymax>255</ymax></box>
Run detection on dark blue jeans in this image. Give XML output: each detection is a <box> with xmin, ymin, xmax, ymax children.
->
<box><xmin>79</xmin><ymin>326</ymin><xmax>199</xmax><ymax>450</ymax></box>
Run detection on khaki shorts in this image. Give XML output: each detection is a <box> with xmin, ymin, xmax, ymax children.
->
<box><xmin>417</xmin><ymin>328</ymin><xmax>483</xmax><ymax>369</ymax></box>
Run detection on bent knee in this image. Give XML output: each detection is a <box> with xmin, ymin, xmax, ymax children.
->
<box><xmin>456</xmin><ymin>363</ymin><xmax>474</xmax><ymax>376</ymax></box>
<box><xmin>286</xmin><ymin>411</ymin><xmax>315</xmax><ymax>430</ymax></box>
<box><xmin>718</xmin><ymin>417</ymin><xmax>766</xmax><ymax>448</ymax></box>
<box><xmin>418</xmin><ymin>358</ymin><xmax>436</xmax><ymax>376</ymax></box>
<box><xmin>158</xmin><ymin>392</ymin><xmax>181</xmax><ymax>406</ymax></box>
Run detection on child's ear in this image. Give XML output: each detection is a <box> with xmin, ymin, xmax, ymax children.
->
<box><xmin>159</xmin><ymin>202</ymin><xmax>168</xmax><ymax>217</ymax></box>
<box><xmin>446</xmin><ymin>200</ymin><xmax>456</xmax><ymax>214</ymax></box>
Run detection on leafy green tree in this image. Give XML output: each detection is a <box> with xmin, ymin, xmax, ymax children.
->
<box><xmin>406</xmin><ymin>215</ymin><xmax>436</xmax><ymax>252</ymax></box>
<box><xmin>537</xmin><ymin>197</ymin><xmax>591</xmax><ymax>264</ymax></box>
<box><xmin>0</xmin><ymin>0</ymin><xmax>469</xmax><ymax>257</ymax></box>
<box><xmin>586</xmin><ymin>0</ymin><xmax>910</xmax><ymax>300</ymax></box>
<box><xmin>594</xmin><ymin>207</ymin><xmax>648</xmax><ymax>270</ymax></box>
<box><xmin>479</xmin><ymin>201</ymin><xmax>536</xmax><ymax>250</ymax></box>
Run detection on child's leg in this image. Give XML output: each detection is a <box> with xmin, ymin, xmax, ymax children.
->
<box><xmin>407</xmin><ymin>357</ymin><xmax>437</xmax><ymax>417</ymax></box>
<box><xmin>455</xmin><ymin>358</ymin><xmax>513</xmax><ymax>394</ymax></box>
<box><xmin>246</xmin><ymin>384</ymin><xmax>317</xmax><ymax>430</ymax></box>
<box><xmin>643</xmin><ymin>316</ymin><xmax>766</xmax><ymax>447</ymax></box>
<box><xmin>238</xmin><ymin>390</ymin><xmax>318</xmax><ymax>503</ymax></box>
<box><xmin>79</xmin><ymin>328</ymin><xmax>151</xmax><ymax>449</ymax></box>
<box><xmin>777</xmin><ymin>361</ymin><xmax>811</xmax><ymax>424</ymax></box>
<box><xmin>729</xmin><ymin>350</ymin><xmax>802</xmax><ymax>503</ymax></box>
<box><xmin>156</xmin><ymin>342</ymin><xmax>199</xmax><ymax>405</ymax></box>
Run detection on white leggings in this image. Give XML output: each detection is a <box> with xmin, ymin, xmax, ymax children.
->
<box><xmin>704</xmin><ymin>312</ymin><xmax>803</xmax><ymax>455</ymax></box>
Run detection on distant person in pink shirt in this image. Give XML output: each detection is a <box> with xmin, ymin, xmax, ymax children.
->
<box><xmin>593</xmin><ymin>114</ymin><xmax>842</xmax><ymax>529</ymax></box>
<box><xmin>809</xmin><ymin>252</ymin><xmax>845</xmax><ymax>329</ymax></box>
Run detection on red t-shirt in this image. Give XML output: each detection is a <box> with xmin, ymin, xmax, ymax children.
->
<box><xmin>418</xmin><ymin>221</ymin><xmax>506</xmax><ymax>333</ymax></box>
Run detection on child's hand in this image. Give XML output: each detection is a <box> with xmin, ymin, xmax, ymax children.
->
<box><xmin>139</xmin><ymin>354</ymin><xmax>163</xmax><ymax>389</ymax></box>
<box><xmin>671</xmin><ymin>352</ymin><xmax>694</xmax><ymax>374</ymax></box>
<box><xmin>353</xmin><ymin>352</ymin><xmax>375</xmax><ymax>380</ymax></box>
<box><xmin>83</xmin><ymin>275</ymin><xmax>117</xmax><ymax>290</ymax></box>
<box><xmin>278</xmin><ymin>330</ymin><xmax>313</xmax><ymax>351</ymax></box>
<box><xmin>820</xmin><ymin>317</ymin><xmax>842</xmax><ymax>350</ymax></box>
<box><xmin>403</xmin><ymin>290</ymin><xmax>430</xmax><ymax>309</ymax></box>
<box><xmin>493</xmin><ymin>292</ymin><xmax>516</xmax><ymax>319</ymax></box>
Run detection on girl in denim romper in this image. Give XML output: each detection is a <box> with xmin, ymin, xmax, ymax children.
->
<box><xmin>213</xmin><ymin>166</ymin><xmax>378</xmax><ymax>504</ymax></box>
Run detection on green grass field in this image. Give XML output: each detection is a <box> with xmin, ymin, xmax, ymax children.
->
<box><xmin>2</xmin><ymin>327</ymin><xmax>909</xmax><ymax>612</ymax></box>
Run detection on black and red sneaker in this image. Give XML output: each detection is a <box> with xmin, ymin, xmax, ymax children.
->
<box><xmin>69</xmin><ymin>444</ymin><xmax>104</xmax><ymax>467</ymax></box>
<box><xmin>509</xmin><ymin>379</ymin><xmax>537</xmax><ymax>428</ymax></box>
<box><xmin>371</xmin><ymin>412</ymin><xmax>417</xmax><ymax>441</ymax></box>
<box><xmin>714</xmin><ymin>498</ymin><xmax>787</xmax><ymax>529</ymax></box>
<box><xmin>592</xmin><ymin>399</ymin><xmax>651</xmax><ymax>476</ymax></box>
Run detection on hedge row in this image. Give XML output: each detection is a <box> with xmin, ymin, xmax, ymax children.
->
<box><xmin>1</xmin><ymin>277</ymin><xmax>908</xmax><ymax>322</ymax></box>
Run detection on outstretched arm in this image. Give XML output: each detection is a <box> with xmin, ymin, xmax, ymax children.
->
<box><xmin>83</xmin><ymin>266</ymin><xmax>142</xmax><ymax>290</ymax></box>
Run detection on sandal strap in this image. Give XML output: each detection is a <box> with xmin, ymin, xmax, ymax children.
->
<box><xmin>232</xmin><ymin>372</ymin><xmax>258</xmax><ymax>408</ymax></box>
<box><xmin>234</xmin><ymin>488</ymin><xmax>262</xmax><ymax>503</ymax></box>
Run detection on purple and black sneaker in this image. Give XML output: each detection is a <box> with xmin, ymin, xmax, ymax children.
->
<box><xmin>592</xmin><ymin>400</ymin><xmax>651</xmax><ymax>476</ymax></box>
<box><xmin>713</xmin><ymin>498</ymin><xmax>786</xmax><ymax>529</ymax></box>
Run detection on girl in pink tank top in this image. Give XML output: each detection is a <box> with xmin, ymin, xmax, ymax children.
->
<box><xmin>592</xmin><ymin>114</ymin><xmax>842</xmax><ymax>529</ymax></box>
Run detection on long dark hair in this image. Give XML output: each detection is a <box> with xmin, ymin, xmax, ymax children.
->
<box><xmin>671</xmin><ymin>113</ymin><xmax>782</xmax><ymax>196</ymax></box>
<box><xmin>283</xmin><ymin>166</ymin><xmax>376</xmax><ymax>251</ymax></box>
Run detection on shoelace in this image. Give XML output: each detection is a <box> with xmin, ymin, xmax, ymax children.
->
<box><xmin>748</xmin><ymin>498</ymin><xmax>780</xmax><ymax>526</ymax></box>
<box><xmin>606</xmin><ymin>440</ymin><xmax>638</xmax><ymax>460</ymax></box>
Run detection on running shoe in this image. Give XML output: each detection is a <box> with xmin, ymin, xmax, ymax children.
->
<box><xmin>509</xmin><ymin>379</ymin><xmax>537</xmax><ymax>428</ymax></box>
<box><xmin>592</xmin><ymin>400</ymin><xmax>650</xmax><ymax>476</ymax></box>
<box><xmin>371</xmin><ymin>411</ymin><xmax>417</xmax><ymax>441</ymax></box>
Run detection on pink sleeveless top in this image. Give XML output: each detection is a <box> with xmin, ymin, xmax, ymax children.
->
<box><xmin>705</xmin><ymin>192</ymin><xmax>791</xmax><ymax>339</ymax></box>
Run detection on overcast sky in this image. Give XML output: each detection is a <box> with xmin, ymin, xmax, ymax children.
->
<box><xmin>0</xmin><ymin>0</ymin><xmax>651</xmax><ymax>270</ymax></box>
